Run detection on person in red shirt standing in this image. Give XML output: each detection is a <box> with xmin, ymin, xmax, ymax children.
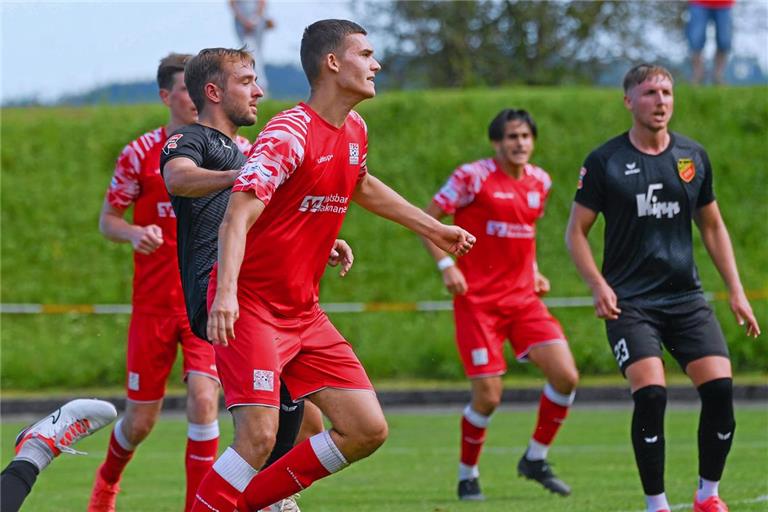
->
<box><xmin>687</xmin><ymin>0</ymin><xmax>735</xmax><ymax>84</ymax></box>
<box><xmin>189</xmin><ymin>20</ymin><xmax>476</xmax><ymax>512</ymax></box>
<box><xmin>422</xmin><ymin>109</ymin><xmax>579</xmax><ymax>501</ymax></box>
<box><xmin>90</xmin><ymin>53</ymin><xmax>224</xmax><ymax>512</ymax></box>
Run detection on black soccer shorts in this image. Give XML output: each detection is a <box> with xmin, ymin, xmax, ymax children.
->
<box><xmin>605</xmin><ymin>295</ymin><xmax>729</xmax><ymax>376</ymax></box>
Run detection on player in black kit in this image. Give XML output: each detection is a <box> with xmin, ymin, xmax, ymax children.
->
<box><xmin>161</xmin><ymin>48</ymin><xmax>343</xmax><ymax>511</ymax></box>
<box><xmin>566</xmin><ymin>64</ymin><xmax>760</xmax><ymax>512</ymax></box>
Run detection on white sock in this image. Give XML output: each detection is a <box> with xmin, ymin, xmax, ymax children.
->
<box><xmin>697</xmin><ymin>477</ymin><xmax>719</xmax><ymax>500</ymax></box>
<box><xmin>458</xmin><ymin>462</ymin><xmax>479</xmax><ymax>481</ymax></box>
<box><xmin>15</xmin><ymin>438</ymin><xmax>55</xmax><ymax>472</ymax></box>
<box><xmin>645</xmin><ymin>492</ymin><xmax>669</xmax><ymax>512</ymax></box>
<box><xmin>212</xmin><ymin>447</ymin><xmax>258</xmax><ymax>492</ymax></box>
<box><xmin>463</xmin><ymin>404</ymin><xmax>492</xmax><ymax>428</ymax></box>
<box><xmin>113</xmin><ymin>418</ymin><xmax>136</xmax><ymax>451</ymax></box>
<box><xmin>188</xmin><ymin>421</ymin><xmax>220</xmax><ymax>441</ymax></box>
<box><xmin>525</xmin><ymin>438</ymin><xmax>549</xmax><ymax>461</ymax></box>
<box><xmin>309</xmin><ymin>431</ymin><xmax>348</xmax><ymax>474</ymax></box>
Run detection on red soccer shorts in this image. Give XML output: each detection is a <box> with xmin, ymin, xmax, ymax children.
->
<box><xmin>454</xmin><ymin>295</ymin><xmax>567</xmax><ymax>378</ymax></box>
<box><xmin>212</xmin><ymin>297</ymin><xmax>373</xmax><ymax>410</ymax></box>
<box><xmin>126</xmin><ymin>312</ymin><xmax>218</xmax><ymax>402</ymax></box>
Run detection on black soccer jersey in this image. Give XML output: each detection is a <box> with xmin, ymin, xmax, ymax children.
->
<box><xmin>574</xmin><ymin>132</ymin><xmax>715</xmax><ymax>306</ymax></box>
<box><xmin>159</xmin><ymin>124</ymin><xmax>248</xmax><ymax>339</ymax></box>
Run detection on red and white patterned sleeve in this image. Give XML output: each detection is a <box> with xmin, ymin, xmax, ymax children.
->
<box><xmin>234</xmin><ymin>135</ymin><xmax>252</xmax><ymax>155</ymax></box>
<box><xmin>432</xmin><ymin>160</ymin><xmax>491</xmax><ymax>215</ymax></box>
<box><xmin>106</xmin><ymin>143</ymin><xmax>142</xmax><ymax>209</ymax></box>
<box><xmin>233</xmin><ymin>108</ymin><xmax>309</xmax><ymax>205</ymax></box>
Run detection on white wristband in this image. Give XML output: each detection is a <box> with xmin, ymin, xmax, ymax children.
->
<box><xmin>437</xmin><ymin>257</ymin><xmax>455</xmax><ymax>271</ymax></box>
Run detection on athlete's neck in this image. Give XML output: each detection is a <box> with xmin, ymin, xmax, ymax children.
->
<box><xmin>497</xmin><ymin>159</ymin><xmax>525</xmax><ymax>179</ymax></box>
<box><xmin>197</xmin><ymin>111</ymin><xmax>239</xmax><ymax>140</ymax></box>
<box><xmin>306</xmin><ymin>88</ymin><xmax>362</xmax><ymax>128</ymax></box>
<box><xmin>628</xmin><ymin>126</ymin><xmax>670</xmax><ymax>156</ymax></box>
<box><xmin>165</xmin><ymin>117</ymin><xmax>186</xmax><ymax>137</ymax></box>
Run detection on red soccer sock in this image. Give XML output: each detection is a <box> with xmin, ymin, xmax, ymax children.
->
<box><xmin>531</xmin><ymin>386</ymin><xmax>572</xmax><ymax>447</ymax></box>
<box><xmin>185</xmin><ymin>437</ymin><xmax>219</xmax><ymax>512</ymax></box>
<box><xmin>99</xmin><ymin>429</ymin><xmax>135</xmax><ymax>484</ymax></box>
<box><xmin>460</xmin><ymin>406</ymin><xmax>489</xmax><ymax>467</ymax></box>
<box><xmin>238</xmin><ymin>432</ymin><xmax>346</xmax><ymax>511</ymax></box>
<box><xmin>189</xmin><ymin>468</ymin><xmax>240</xmax><ymax>512</ymax></box>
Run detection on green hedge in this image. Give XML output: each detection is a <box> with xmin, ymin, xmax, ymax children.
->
<box><xmin>2</xmin><ymin>85</ymin><xmax>766</xmax><ymax>389</ymax></box>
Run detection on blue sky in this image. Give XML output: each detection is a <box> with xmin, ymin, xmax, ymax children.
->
<box><xmin>2</xmin><ymin>0</ymin><xmax>767</xmax><ymax>104</ymax></box>
<box><xmin>1</xmin><ymin>0</ymin><xmax>356</xmax><ymax>103</ymax></box>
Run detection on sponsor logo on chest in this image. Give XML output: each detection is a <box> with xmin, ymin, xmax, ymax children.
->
<box><xmin>486</xmin><ymin>220</ymin><xmax>534</xmax><ymax>239</ymax></box>
<box><xmin>298</xmin><ymin>193</ymin><xmax>349</xmax><ymax>214</ymax></box>
<box><xmin>636</xmin><ymin>183</ymin><xmax>680</xmax><ymax>219</ymax></box>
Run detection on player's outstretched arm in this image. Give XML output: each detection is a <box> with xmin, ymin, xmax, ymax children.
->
<box><xmin>207</xmin><ymin>191</ymin><xmax>266</xmax><ymax>345</ymax></box>
<box><xmin>352</xmin><ymin>174</ymin><xmax>475</xmax><ymax>256</ymax></box>
<box><xmin>98</xmin><ymin>198</ymin><xmax>163</xmax><ymax>255</ymax></box>
<box><xmin>565</xmin><ymin>202</ymin><xmax>621</xmax><ymax>320</ymax></box>
<box><xmin>328</xmin><ymin>239</ymin><xmax>354</xmax><ymax>277</ymax></box>
<box><xmin>695</xmin><ymin>201</ymin><xmax>761</xmax><ymax>337</ymax></box>
<box><xmin>163</xmin><ymin>157</ymin><xmax>241</xmax><ymax>198</ymax></box>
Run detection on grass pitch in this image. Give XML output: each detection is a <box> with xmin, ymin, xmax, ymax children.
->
<box><xmin>2</xmin><ymin>404</ymin><xmax>766</xmax><ymax>511</ymax></box>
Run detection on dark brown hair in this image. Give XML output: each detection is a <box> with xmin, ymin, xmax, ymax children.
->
<box><xmin>300</xmin><ymin>19</ymin><xmax>367</xmax><ymax>87</ymax></box>
<box><xmin>184</xmin><ymin>48</ymin><xmax>254</xmax><ymax>112</ymax></box>
<box><xmin>157</xmin><ymin>53</ymin><xmax>191</xmax><ymax>91</ymax></box>
<box><xmin>623</xmin><ymin>63</ymin><xmax>674</xmax><ymax>93</ymax></box>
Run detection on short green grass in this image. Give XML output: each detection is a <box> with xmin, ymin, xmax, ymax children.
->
<box><xmin>2</xmin><ymin>406</ymin><xmax>766</xmax><ymax>511</ymax></box>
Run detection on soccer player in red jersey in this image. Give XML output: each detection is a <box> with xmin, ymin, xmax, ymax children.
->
<box><xmin>89</xmin><ymin>54</ymin><xmax>227</xmax><ymax>512</ymax></box>
<box><xmin>189</xmin><ymin>20</ymin><xmax>476</xmax><ymax>512</ymax></box>
<box><xmin>422</xmin><ymin>109</ymin><xmax>579</xmax><ymax>500</ymax></box>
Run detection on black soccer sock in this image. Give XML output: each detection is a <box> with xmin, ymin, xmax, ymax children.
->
<box><xmin>262</xmin><ymin>380</ymin><xmax>305</xmax><ymax>469</ymax></box>
<box><xmin>1</xmin><ymin>459</ymin><xmax>39</xmax><ymax>512</ymax></box>
<box><xmin>631</xmin><ymin>385</ymin><xmax>667</xmax><ymax>496</ymax></box>
<box><xmin>697</xmin><ymin>377</ymin><xmax>735</xmax><ymax>481</ymax></box>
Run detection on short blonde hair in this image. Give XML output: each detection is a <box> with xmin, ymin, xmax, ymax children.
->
<box><xmin>623</xmin><ymin>63</ymin><xmax>674</xmax><ymax>93</ymax></box>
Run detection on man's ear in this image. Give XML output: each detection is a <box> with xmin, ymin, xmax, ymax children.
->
<box><xmin>326</xmin><ymin>52</ymin><xmax>340</xmax><ymax>74</ymax></box>
<box><xmin>159</xmin><ymin>88</ymin><xmax>171</xmax><ymax>107</ymax></box>
<box><xmin>204</xmin><ymin>82</ymin><xmax>223</xmax><ymax>105</ymax></box>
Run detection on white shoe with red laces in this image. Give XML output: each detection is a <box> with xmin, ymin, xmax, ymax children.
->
<box><xmin>15</xmin><ymin>399</ymin><xmax>117</xmax><ymax>456</ymax></box>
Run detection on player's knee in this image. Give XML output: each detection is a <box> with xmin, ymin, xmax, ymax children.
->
<box><xmin>236</xmin><ymin>424</ymin><xmax>277</xmax><ymax>462</ymax></box>
<box><xmin>698</xmin><ymin>377</ymin><xmax>734</xmax><ymax>419</ymax></box>
<box><xmin>551</xmin><ymin>368</ymin><xmax>579</xmax><ymax>394</ymax></box>
<box><xmin>632</xmin><ymin>385</ymin><xmax>667</xmax><ymax>411</ymax></box>
<box><xmin>356</xmin><ymin>417</ymin><xmax>389</xmax><ymax>456</ymax></box>
<box><xmin>124</xmin><ymin>414</ymin><xmax>158</xmax><ymax>443</ymax></box>
<box><xmin>187</xmin><ymin>386</ymin><xmax>219</xmax><ymax>421</ymax></box>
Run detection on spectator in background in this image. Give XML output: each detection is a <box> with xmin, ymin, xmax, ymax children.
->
<box><xmin>687</xmin><ymin>0</ymin><xmax>735</xmax><ymax>85</ymax></box>
<box><xmin>229</xmin><ymin>0</ymin><xmax>274</xmax><ymax>95</ymax></box>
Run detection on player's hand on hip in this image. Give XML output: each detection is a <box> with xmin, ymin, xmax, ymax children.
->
<box><xmin>729</xmin><ymin>290</ymin><xmax>761</xmax><ymax>337</ymax></box>
<box><xmin>328</xmin><ymin>239</ymin><xmax>354</xmax><ymax>277</ymax></box>
<box><xmin>432</xmin><ymin>225</ymin><xmax>476</xmax><ymax>257</ymax></box>
<box><xmin>592</xmin><ymin>282</ymin><xmax>621</xmax><ymax>320</ymax></box>
<box><xmin>534</xmin><ymin>271</ymin><xmax>551</xmax><ymax>295</ymax></box>
<box><xmin>443</xmin><ymin>266</ymin><xmax>468</xmax><ymax>295</ymax></box>
<box><xmin>131</xmin><ymin>224</ymin><xmax>164</xmax><ymax>255</ymax></box>
<box><xmin>207</xmin><ymin>292</ymin><xmax>239</xmax><ymax>346</ymax></box>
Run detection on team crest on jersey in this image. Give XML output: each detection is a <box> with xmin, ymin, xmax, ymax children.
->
<box><xmin>677</xmin><ymin>158</ymin><xmax>695</xmax><ymax>183</ymax></box>
<box><xmin>349</xmin><ymin>143</ymin><xmax>359</xmax><ymax>165</ymax></box>
<box><xmin>527</xmin><ymin>191</ymin><xmax>540</xmax><ymax>209</ymax></box>
<box><xmin>162</xmin><ymin>134</ymin><xmax>183</xmax><ymax>155</ymax></box>
<box><xmin>577</xmin><ymin>167</ymin><xmax>587</xmax><ymax>189</ymax></box>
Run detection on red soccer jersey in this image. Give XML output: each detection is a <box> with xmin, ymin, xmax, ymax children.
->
<box><xmin>432</xmin><ymin>158</ymin><xmax>552</xmax><ymax>307</ymax></box>
<box><xmin>107</xmin><ymin>128</ymin><xmax>251</xmax><ymax>315</ymax></box>
<box><xmin>230</xmin><ymin>103</ymin><xmax>368</xmax><ymax>317</ymax></box>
